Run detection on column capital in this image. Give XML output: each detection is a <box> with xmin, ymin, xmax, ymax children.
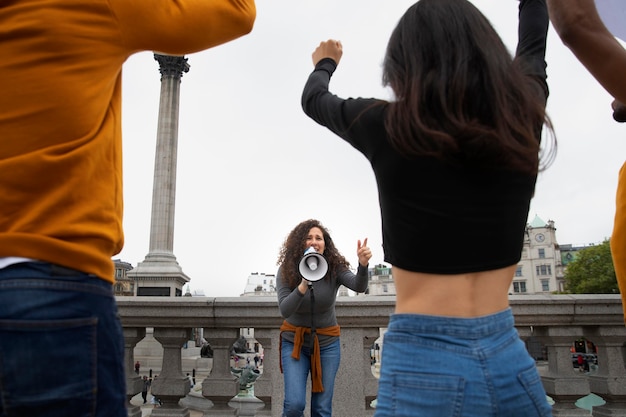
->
<box><xmin>154</xmin><ymin>54</ymin><xmax>190</xmax><ymax>80</ymax></box>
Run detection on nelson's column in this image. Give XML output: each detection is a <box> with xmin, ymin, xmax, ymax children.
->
<box><xmin>128</xmin><ymin>54</ymin><xmax>190</xmax><ymax>297</ymax></box>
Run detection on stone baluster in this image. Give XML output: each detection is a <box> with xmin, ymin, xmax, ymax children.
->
<box><xmin>328</xmin><ymin>327</ymin><xmax>378</xmax><ymax>417</ymax></box>
<box><xmin>248</xmin><ymin>328</ymin><xmax>277</xmax><ymax>415</ymax></box>
<box><xmin>202</xmin><ymin>328</ymin><xmax>241</xmax><ymax>415</ymax></box>
<box><xmin>124</xmin><ymin>327</ymin><xmax>146</xmax><ymax>417</ymax></box>
<box><xmin>363</xmin><ymin>328</ymin><xmax>381</xmax><ymax>413</ymax></box>
<box><xmin>586</xmin><ymin>325</ymin><xmax>626</xmax><ymax>416</ymax></box>
<box><xmin>150</xmin><ymin>327</ymin><xmax>192</xmax><ymax>417</ymax></box>
<box><xmin>536</xmin><ymin>326</ymin><xmax>590</xmax><ymax>416</ymax></box>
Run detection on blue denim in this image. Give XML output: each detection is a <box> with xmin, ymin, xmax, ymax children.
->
<box><xmin>0</xmin><ymin>262</ymin><xmax>126</xmax><ymax>417</ymax></box>
<box><xmin>374</xmin><ymin>309</ymin><xmax>552</xmax><ymax>417</ymax></box>
<box><xmin>281</xmin><ymin>338</ymin><xmax>341</xmax><ymax>417</ymax></box>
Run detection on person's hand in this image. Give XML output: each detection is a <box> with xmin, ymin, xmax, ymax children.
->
<box><xmin>357</xmin><ymin>238</ymin><xmax>371</xmax><ymax>267</ymax></box>
<box><xmin>297</xmin><ymin>278</ymin><xmax>309</xmax><ymax>295</ymax></box>
<box><xmin>312</xmin><ymin>39</ymin><xmax>343</xmax><ymax>67</ymax></box>
<box><xmin>612</xmin><ymin>98</ymin><xmax>626</xmax><ymax>122</ymax></box>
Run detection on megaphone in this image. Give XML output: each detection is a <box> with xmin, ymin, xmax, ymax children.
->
<box><xmin>298</xmin><ymin>247</ymin><xmax>328</xmax><ymax>282</ymax></box>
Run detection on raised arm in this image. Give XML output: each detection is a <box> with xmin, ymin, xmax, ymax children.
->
<box><xmin>114</xmin><ymin>0</ymin><xmax>256</xmax><ymax>54</ymax></box>
<box><xmin>516</xmin><ymin>0</ymin><xmax>550</xmax><ymax>102</ymax></box>
<box><xmin>547</xmin><ymin>0</ymin><xmax>626</xmax><ymax>103</ymax></box>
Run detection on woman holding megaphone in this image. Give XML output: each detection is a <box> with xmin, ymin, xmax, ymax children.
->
<box><xmin>276</xmin><ymin>219</ymin><xmax>371</xmax><ymax>417</ymax></box>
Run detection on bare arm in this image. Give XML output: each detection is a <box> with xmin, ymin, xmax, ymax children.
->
<box><xmin>547</xmin><ymin>0</ymin><xmax>626</xmax><ymax>103</ymax></box>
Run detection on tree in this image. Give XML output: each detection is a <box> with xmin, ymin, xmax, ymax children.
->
<box><xmin>564</xmin><ymin>239</ymin><xmax>619</xmax><ymax>294</ymax></box>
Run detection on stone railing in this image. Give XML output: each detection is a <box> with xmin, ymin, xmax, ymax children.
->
<box><xmin>117</xmin><ymin>295</ymin><xmax>626</xmax><ymax>417</ymax></box>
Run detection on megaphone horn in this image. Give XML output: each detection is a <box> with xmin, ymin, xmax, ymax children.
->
<box><xmin>298</xmin><ymin>247</ymin><xmax>328</xmax><ymax>282</ymax></box>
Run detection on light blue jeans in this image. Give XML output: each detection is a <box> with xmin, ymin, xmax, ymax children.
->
<box><xmin>281</xmin><ymin>337</ymin><xmax>341</xmax><ymax>417</ymax></box>
<box><xmin>374</xmin><ymin>309</ymin><xmax>552</xmax><ymax>417</ymax></box>
<box><xmin>0</xmin><ymin>262</ymin><xmax>127</xmax><ymax>417</ymax></box>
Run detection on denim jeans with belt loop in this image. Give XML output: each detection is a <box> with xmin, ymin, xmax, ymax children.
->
<box><xmin>374</xmin><ymin>308</ymin><xmax>553</xmax><ymax>417</ymax></box>
<box><xmin>0</xmin><ymin>262</ymin><xmax>127</xmax><ymax>417</ymax></box>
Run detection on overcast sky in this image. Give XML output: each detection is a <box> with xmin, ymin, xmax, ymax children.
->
<box><xmin>117</xmin><ymin>0</ymin><xmax>626</xmax><ymax>297</ymax></box>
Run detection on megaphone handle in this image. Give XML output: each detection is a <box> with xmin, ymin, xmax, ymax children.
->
<box><xmin>309</xmin><ymin>283</ymin><xmax>316</xmax><ymax>350</ymax></box>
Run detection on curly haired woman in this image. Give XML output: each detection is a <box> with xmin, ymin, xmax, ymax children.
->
<box><xmin>276</xmin><ymin>219</ymin><xmax>371</xmax><ymax>417</ymax></box>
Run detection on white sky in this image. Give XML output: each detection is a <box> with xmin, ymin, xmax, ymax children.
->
<box><xmin>118</xmin><ymin>0</ymin><xmax>626</xmax><ymax>297</ymax></box>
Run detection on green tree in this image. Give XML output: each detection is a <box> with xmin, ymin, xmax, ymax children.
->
<box><xmin>564</xmin><ymin>239</ymin><xmax>619</xmax><ymax>294</ymax></box>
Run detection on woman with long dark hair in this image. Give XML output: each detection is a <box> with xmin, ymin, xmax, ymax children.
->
<box><xmin>301</xmin><ymin>1</ymin><xmax>555</xmax><ymax>416</ymax></box>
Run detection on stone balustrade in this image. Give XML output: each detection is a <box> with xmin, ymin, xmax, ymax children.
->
<box><xmin>117</xmin><ymin>294</ymin><xmax>626</xmax><ymax>417</ymax></box>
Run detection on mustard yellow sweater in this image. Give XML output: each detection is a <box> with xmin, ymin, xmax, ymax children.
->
<box><xmin>611</xmin><ymin>163</ymin><xmax>626</xmax><ymax>323</ymax></box>
<box><xmin>0</xmin><ymin>0</ymin><xmax>255</xmax><ymax>282</ymax></box>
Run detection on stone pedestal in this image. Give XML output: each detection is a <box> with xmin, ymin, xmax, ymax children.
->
<box><xmin>229</xmin><ymin>395</ymin><xmax>265</xmax><ymax>417</ymax></box>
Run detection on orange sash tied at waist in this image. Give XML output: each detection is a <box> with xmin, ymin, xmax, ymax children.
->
<box><xmin>279</xmin><ymin>320</ymin><xmax>340</xmax><ymax>392</ymax></box>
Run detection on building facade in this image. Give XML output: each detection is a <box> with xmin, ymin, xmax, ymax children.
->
<box><xmin>113</xmin><ymin>259</ymin><xmax>135</xmax><ymax>296</ymax></box>
<box><xmin>512</xmin><ymin>215</ymin><xmax>564</xmax><ymax>294</ymax></box>
<box><xmin>365</xmin><ymin>264</ymin><xmax>395</xmax><ymax>296</ymax></box>
<box><xmin>241</xmin><ymin>272</ymin><xmax>276</xmax><ymax>296</ymax></box>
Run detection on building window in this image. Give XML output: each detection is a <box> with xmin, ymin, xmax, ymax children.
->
<box><xmin>538</xmin><ymin>248</ymin><xmax>545</xmax><ymax>259</ymax></box>
<box><xmin>515</xmin><ymin>266</ymin><xmax>523</xmax><ymax>277</ymax></box>
<box><xmin>382</xmin><ymin>284</ymin><xmax>388</xmax><ymax>293</ymax></box>
<box><xmin>541</xmin><ymin>279</ymin><xmax>550</xmax><ymax>292</ymax></box>
<box><xmin>536</xmin><ymin>264</ymin><xmax>552</xmax><ymax>276</ymax></box>
<box><xmin>513</xmin><ymin>281</ymin><xmax>527</xmax><ymax>293</ymax></box>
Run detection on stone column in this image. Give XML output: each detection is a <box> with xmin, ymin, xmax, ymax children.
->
<box><xmin>151</xmin><ymin>327</ymin><xmax>192</xmax><ymax>417</ymax></box>
<box><xmin>124</xmin><ymin>327</ymin><xmax>147</xmax><ymax>417</ymax></box>
<box><xmin>128</xmin><ymin>54</ymin><xmax>190</xmax><ymax>296</ymax></box>
<box><xmin>148</xmin><ymin>54</ymin><xmax>187</xmax><ymax>257</ymax></box>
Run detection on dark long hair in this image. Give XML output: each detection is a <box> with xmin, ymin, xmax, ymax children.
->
<box><xmin>382</xmin><ymin>0</ymin><xmax>555</xmax><ymax>173</ymax></box>
<box><xmin>276</xmin><ymin>219</ymin><xmax>350</xmax><ymax>289</ymax></box>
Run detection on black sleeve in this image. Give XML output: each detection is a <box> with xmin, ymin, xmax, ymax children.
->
<box><xmin>301</xmin><ymin>58</ymin><xmax>350</xmax><ymax>135</ymax></box>
<box><xmin>301</xmin><ymin>58</ymin><xmax>387</xmax><ymax>157</ymax></box>
<box><xmin>515</xmin><ymin>0</ymin><xmax>550</xmax><ymax>101</ymax></box>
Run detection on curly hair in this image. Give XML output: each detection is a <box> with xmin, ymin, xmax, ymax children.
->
<box><xmin>276</xmin><ymin>219</ymin><xmax>350</xmax><ymax>289</ymax></box>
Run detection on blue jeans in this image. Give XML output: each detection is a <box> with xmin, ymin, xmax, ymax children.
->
<box><xmin>0</xmin><ymin>262</ymin><xmax>126</xmax><ymax>417</ymax></box>
<box><xmin>374</xmin><ymin>309</ymin><xmax>552</xmax><ymax>417</ymax></box>
<box><xmin>281</xmin><ymin>337</ymin><xmax>340</xmax><ymax>417</ymax></box>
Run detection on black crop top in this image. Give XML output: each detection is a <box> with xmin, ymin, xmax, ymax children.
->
<box><xmin>301</xmin><ymin>0</ymin><xmax>549</xmax><ymax>274</ymax></box>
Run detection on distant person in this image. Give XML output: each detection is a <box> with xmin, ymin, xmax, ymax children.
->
<box><xmin>0</xmin><ymin>1</ymin><xmax>255</xmax><ymax>416</ymax></box>
<box><xmin>277</xmin><ymin>219</ymin><xmax>370</xmax><ymax>417</ymax></box>
<box><xmin>547</xmin><ymin>0</ymin><xmax>626</xmax><ymax>324</ymax></box>
<box><xmin>135</xmin><ymin>361</ymin><xmax>141</xmax><ymax>375</ymax></box>
<box><xmin>141</xmin><ymin>376</ymin><xmax>151</xmax><ymax>404</ymax></box>
<box><xmin>301</xmin><ymin>0</ymin><xmax>554</xmax><ymax>416</ymax></box>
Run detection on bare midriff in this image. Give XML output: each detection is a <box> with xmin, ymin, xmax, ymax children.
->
<box><xmin>392</xmin><ymin>265</ymin><xmax>516</xmax><ymax>317</ymax></box>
